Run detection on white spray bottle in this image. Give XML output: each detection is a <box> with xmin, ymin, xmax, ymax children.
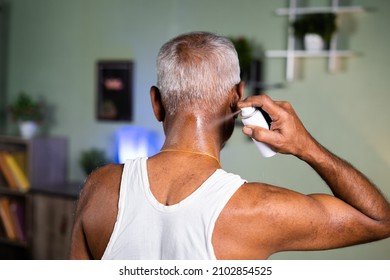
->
<box><xmin>240</xmin><ymin>107</ymin><xmax>276</xmax><ymax>157</ymax></box>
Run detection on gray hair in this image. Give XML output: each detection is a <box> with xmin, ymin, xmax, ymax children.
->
<box><xmin>156</xmin><ymin>32</ymin><xmax>240</xmax><ymax>115</ymax></box>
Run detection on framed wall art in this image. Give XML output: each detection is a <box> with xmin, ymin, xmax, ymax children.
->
<box><xmin>96</xmin><ymin>60</ymin><xmax>133</xmax><ymax>121</ymax></box>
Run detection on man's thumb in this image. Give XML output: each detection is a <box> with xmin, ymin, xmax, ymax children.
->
<box><xmin>242</xmin><ymin>126</ymin><xmax>253</xmax><ymax>136</ymax></box>
<box><xmin>243</xmin><ymin>125</ymin><xmax>274</xmax><ymax>146</ymax></box>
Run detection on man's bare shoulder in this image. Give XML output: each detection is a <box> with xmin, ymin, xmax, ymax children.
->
<box><xmin>232</xmin><ymin>181</ymin><xmax>292</xmax><ymax>207</ymax></box>
<box><xmin>219</xmin><ymin>181</ymin><xmax>295</xmax><ymax>234</ymax></box>
<box><xmin>78</xmin><ymin>163</ymin><xmax>124</xmax><ymax>211</ymax></box>
<box><xmin>84</xmin><ymin>163</ymin><xmax>124</xmax><ymax>189</ymax></box>
<box><xmin>72</xmin><ymin>163</ymin><xmax>124</xmax><ymax>259</ymax></box>
<box><xmin>215</xmin><ymin>181</ymin><xmax>318</xmax><ymax>259</ymax></box>
<box><xmin>230</xmin><ymin>181</ymin><xmax>317</xmax><ymax>218</ymax></box>
<box><xmin>214</xmin><ymin>181</ymin><xmax>291</xmax><ymax>259</ymax></box>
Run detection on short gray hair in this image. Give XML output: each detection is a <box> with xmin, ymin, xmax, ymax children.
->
<box><xmin>156</xmin><ymin>32</ymin><xmax>240</xmax><ymax>115</ymax></box>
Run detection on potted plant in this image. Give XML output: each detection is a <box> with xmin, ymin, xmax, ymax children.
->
<box><xmin>292</xmin><ymin>13</ymin><xmax>337</xmax><ymax>51</ymax></box>
<box><xmin>230</xmin><ymin>36</ymin><xmax>254</xmax><ymax>81</ymax></box>
<box><xmin>8</xmin><ymin>92</ymin><xmax>44</xmax><ymax>139</ymax></box>
<box><xmin>79</xmin><ymin>148</ymin><xmax>108</xmax><ymax>175</ymax></box>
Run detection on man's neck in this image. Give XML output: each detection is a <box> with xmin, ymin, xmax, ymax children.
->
<box><xmin>162</xmin><ymin>112</ymin><xmax>222</xmax><ymax>159</ymax></box>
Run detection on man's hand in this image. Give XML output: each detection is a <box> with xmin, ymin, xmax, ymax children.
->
<box><xmin>238</xmin><ymin>95</ymin><xmax>315</xmax><ymax>159</ymax></box>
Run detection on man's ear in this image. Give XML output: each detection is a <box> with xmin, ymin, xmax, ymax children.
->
<box><xmin>230</xmin><ymin>81</ymin><xmax>244</xmax><ymax>110</ymax></box>
<box><xmin>150</xmin><ymin>86</ymin><xmax>165</xmax><ymax>122</ymax></box>
<box><xmin>237</xmin><ymin>81</ymin><xmax>244</xmax><ymax>101</ymax></box>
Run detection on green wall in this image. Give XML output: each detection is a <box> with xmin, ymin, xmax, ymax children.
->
<box><xmin>5</xmin><ymin>0</ymin><xmax>390</xmax><ymax>259</ymax></box>
<box><xmin>0</xmin><ymin>0</ymin><xmax>9</xmax><ymax>133</ymax></box>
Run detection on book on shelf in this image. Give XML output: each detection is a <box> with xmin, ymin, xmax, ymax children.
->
<box><xmin>0</xmin><ymin>198</ymin><xmax>18</xmax><ymax>241</ymax></box>
<box><xmin>0</xmin><ymin>151</ymin><xmax>29</xmax><ymax>192</ymax></box>
<box><xmin>9</xmin><ymin>200</ymin><xmax>26</xmax><ymax>242</ymax></box>
<box><xmin>0</xmin><ymin>153</ymin><xmax>19</xmax><ymax>190</ymax></box>
<box><xmin>0</xmin><ymin>197</ymin><xmax>26</xmax><ymax>242</ymax></box>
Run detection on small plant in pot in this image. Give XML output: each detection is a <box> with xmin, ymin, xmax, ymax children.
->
<box><xmin>292</xmin><ymin>13</ymin><xmax>337</xmax><ymax>51</ymax></box>
<box><xmin>79</xmin><ymin>148</ymin><xmax>109</xmax><ymax>176</ymax></box>
<box><xmin>8</xmin><ymin>92</ymin><xmax>44</xmax><ymax>139</ymax></box>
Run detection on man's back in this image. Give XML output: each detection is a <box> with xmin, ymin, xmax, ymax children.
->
<box><xmin>70</xmin><ymin>152</ymin><xmax>257</xmax><ymax>259</ymax></box>
<box><xmin>101</xmin><ymin>157</ymin><xmax>246</xmax><ymax>259</ymax></box>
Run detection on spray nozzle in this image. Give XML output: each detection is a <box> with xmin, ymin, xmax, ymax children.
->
<box><xmin>240</xmin><ymin>107</ymin><xmax>257</xmax><ymax>119</ymax></box>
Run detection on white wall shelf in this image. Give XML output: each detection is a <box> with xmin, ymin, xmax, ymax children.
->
<box><xmin>275</xmin><ymin>6</ymin><xmax>365</xmax><ymax>16</ymax></box>
<box><xmin>266</xmin><ymin>50</ymin><xmax>354</xmax><ymax>58</ymax></box>
<box><xmin>266</xmin><ymin>0</ymin><xmax>365</xmax><ymax>81</ymax></box>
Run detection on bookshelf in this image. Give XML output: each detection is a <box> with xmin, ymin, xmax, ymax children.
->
<box><xmin>0</xmin><ymin>135</ymin><xmax>68</xmax><ymax>259</ymax></box>
<box><xmin>0</xmin><ymin>191</ymin><xmax>30</xmax><ymax>259</ymax></box>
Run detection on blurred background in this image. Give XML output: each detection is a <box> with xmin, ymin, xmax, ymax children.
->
<box><xmin>0</xmin><ymin>0</ymin><xmax>389</xmax><ymax>259</ymax></box>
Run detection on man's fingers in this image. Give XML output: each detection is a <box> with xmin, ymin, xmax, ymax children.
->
<box><xmin>238</xmin><ymin>94</ymin><xmax>271</xmax><ymax>108</ymax></box>
<box><xmin>238</xmin><ymin>95</ymin><xmax>282</xmax><ymax>122</ymax></box>
<box><xmin>242</xmin><ymin>125</ymin><xmax>279</xmax><ymax>149</ymax></box>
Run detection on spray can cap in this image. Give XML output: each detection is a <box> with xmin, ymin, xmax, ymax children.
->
<box><xmin>240</xmin><ymin>107</ymin><xmax>257</xmax><ymax>118</ymax></box>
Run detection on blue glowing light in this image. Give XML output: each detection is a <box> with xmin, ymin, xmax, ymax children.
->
<box><xmin>116</xmin><ymin>126</ymin><xmax>163</xmax><ymax>163</ymax></box>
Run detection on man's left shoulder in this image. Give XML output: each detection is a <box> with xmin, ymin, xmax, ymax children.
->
<box><xmin>78</xmin><ymin>163</ymin><xmax>124</xmax><ymax>208</ymax></box>
<box><xmin>94</xmin><ymin>163</ymin><xmax>124</xmax><ymax>179</ymax></box>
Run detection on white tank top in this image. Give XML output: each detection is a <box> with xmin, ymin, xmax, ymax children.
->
<box><xmin>101</xmin><ymin>157</ymin><xmax>246</xmax><ymax>260</ymax></box>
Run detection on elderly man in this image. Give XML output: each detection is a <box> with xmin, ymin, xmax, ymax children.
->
<box><xmin>70</xmin><ymin>32</ymin><xmax>390</xmax><ymax>260</ymax></box>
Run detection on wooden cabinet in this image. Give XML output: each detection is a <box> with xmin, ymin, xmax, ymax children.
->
<box><xmin>30</xmin><ymin>189</ymin><xmax>79</xmax><ymax>260</ymax></box>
